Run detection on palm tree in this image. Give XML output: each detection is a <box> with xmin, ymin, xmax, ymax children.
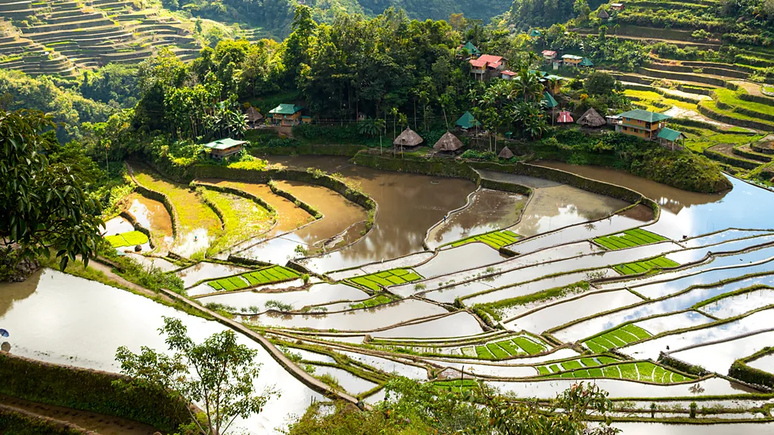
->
<box><xmin>515</xmin><ymin>68</ymin><xmax>544</xmax><ymax>103</ymax></box>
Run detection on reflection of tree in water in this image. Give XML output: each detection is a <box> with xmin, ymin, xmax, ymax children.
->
<box><xmin>430</xmin><ymin>189</ymin><xmax>526</xmax><ymax>244</ymax></box>
<box><xmin>0</xmin><ymin>268</ymin><xmax>42</xmax><ymax>318</ymax></box>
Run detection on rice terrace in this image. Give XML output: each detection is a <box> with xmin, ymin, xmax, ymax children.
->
<box><xmin>2</xmin><ymin>0</ymin><xmax>774</xmax><ymax>433</ymax></box>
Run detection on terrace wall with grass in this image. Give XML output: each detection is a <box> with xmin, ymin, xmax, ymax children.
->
<box><xmin>0</xmin><ymin>405</ymin><xmax>89</xmax><ymax>435</ymax></box>
<box><xmin>126</xmin><ymin>163</ymin><xmax>179</xmax><ymax>238</ymax></box>
<box><xmin>0</xmin><ymin>353</ymin><xmax>191</xmax><ymax>433</ymax></box>
<box><xmin>192</xmin><ymin>181</ymin><xmax>277</xmax><ymax>216</ymax></box>
<box><xmin>728</xmin><ymin>347</ymin><xmax>774</xmax><ymax>389</ymax></box>
<box><xmin>351</xmin><ymin>151</ymin><xmax>481</xmax><ymax>182</ymax></box>
<box><xmin>118</xmin><ymin>210</ymin><xmax>155</xmax><ymax>249</ymax></box>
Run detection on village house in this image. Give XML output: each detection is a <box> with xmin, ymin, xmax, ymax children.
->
<box><xmin>470</xmin><ymin>54</ymin><xmax>505</xmax><ymax>81</ymax></box>
<box><xmin>456</xmin><ymin>111</ymin><xmax>481</xmax><ymax>131</ymax></box>
<box><xmin>541</xmin><ymin>50</ymin><xmax>557</xmax><ymax>62</ymax></box>
<box><xmin>579</xmin><ymin>58</ymin><xmax>594</xmax><ymax>68</ymax></box>
<box><xmin>597</xmin><ymin>9</ymin><xmax>610</xmax><ymax>19</ymax></box>
<box><xmin>611</xmin><ymin>2</ymin><xmax>625</xmax><ymax>11</ymax></box>
<box><xmin>458</xmin><ymin>41</ymin><xmax>481</xmax><ymax>57</ymax></box>
<box><xmin>501</xmin><ymin>70</ymin><xmax>517</xmax><ymax>80</ymax></box>
<box><xmin>202</xmin><ymin>138</ymin><xmax>246</xmax><ymax>161</ymax></box>
<box><xmin>393</xmin><ymin>127</ymin><xmax>424</xmax><ymax>151</ymax></box>
<box><xmin>561</xmin><ymin>54</ymin><xmax>583</xmax><ymax>67</ymax></box>
<box><xmin>268</xmin><ymin>104</ymin><xmax>310</xmax><ymax>127</ymax></box>
<box><xmin>433</xmin><ymin>131</ymin><xmax>464</xmax><ymax>155</ymax></box>
<box><xmin>245</xmin><ymin>106</ymin><xmax>263</xmax><ymax>129</ymax></box>
<box><xmin>614</xmin><ymin>109</ymin><xmax>672</xmax><ymax>141</ymax></box>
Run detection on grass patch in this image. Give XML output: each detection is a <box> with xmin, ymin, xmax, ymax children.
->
<box><xmin>348</xmin><ymin>294</ymin><xmax>394</xmax><ymax>310</ymax></box>
<box><xmin>473</xmin><ymin>281</ymin><xmax>589</xmax><ymax>321</ymax></box>
<box><xmin>583</xmin><ymin>324</ymin><xmax>652</xmax><ymax>352</ymax></box>
<box><xmin>594</xmin><ymin>229</ymin><xmax>668</xmax><ymax>251</ymax></box>
<box><xmin>206</xmin><ymin>265</ymin><xmax>300</xmax><ymax>290</ymax></box>
<box><xmin>199</xmin><ymin>188</ymin><xmax>273</xmax><ymax>255</ymax></box>
<box><xmin>105</xmin><ymin>230</ymin><xmax>148</xmax><ymax>248</ymax></box>
<box><xmin>448</xmin><ymin>230</ymin><xmax>521</xmax><ymax>249</ymax></box>
<box><xmin>614</xmin><ymin>256</ymin><xmax>680</xmax><ymax>275</ymax></box>
<box><xmin>348</xmin><ymin>268</ymin><xmax>423</xmax><ymax>291</ymax></box>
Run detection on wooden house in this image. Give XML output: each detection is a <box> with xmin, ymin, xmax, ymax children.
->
<box><xmin>561</xmin><ymin>54</ymin><xmax>583</xmax><ymax>67</ymax></box>
<box><xmin>614</xmin><ymin>109</ymin><xmax>671</xmax><ymax>140</ymax></box>
<box><xmin>202</xmin><ymin>138</ymin><xmax>246</xmax><ymax>161</ymax></box>
<box><xmin>611</xmin><ymin>3</ymin><xmax>625</xmax><ymax>11</ymax></box>
<box><xmin>470</xmin><ymin>54</ymin><xmax>505</xmax><ymax>81</ymax></box>
<box><xmin>393</xmin><ymin>127</ymin><xmax>423</xmax><ymax>151</ymax></box>
<box><xmin>657</xmin><ymin>127</ymin><xmax>686</xmax><ymax>150</ymax></box>
<box><xmin>268</xmin><ymin>104</ymin><xmax>305</xmax><ymax>127</ymax></box>
<box><xmin>501</xmin><ymin>69</ymin><xmax>517</xmax><ymax>80</ymax></box>
<box><xmin>433</xmin><ymin>132</ymin><xmax>464</xmax><ymax>154</ymax></box>
<box><xmin>541</xmin><ymin>50</ymin><xmax>557</xmax><ymax>62</ymax></box>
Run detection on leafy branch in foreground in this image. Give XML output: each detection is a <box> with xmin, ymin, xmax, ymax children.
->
<box><xmin>115</xmin><ymin>317</ymin><xmax>279</xmax><ymax>435</ymax></box>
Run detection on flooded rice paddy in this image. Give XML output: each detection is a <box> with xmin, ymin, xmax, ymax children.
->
<box><xmin>11</xmin><ymin>156</ymin><xmax>774</xmax><ymax>432</ymax></box>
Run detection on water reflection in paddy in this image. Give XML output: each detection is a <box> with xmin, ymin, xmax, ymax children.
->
<box><xmin>554</xmin><ymin>274</ymin><xmax>774</xmax><ymax>342</ymax></box>
<box><xmin>670</xmin><ymin>329</ymin><xmax>774</xmax><ymax>374</ymax></box>
<box><xmin>700</xmin><ymin>288</ymin><xmax>774</xmax><ymax>318</ymax></box>
<box><xmin>307</xmin><ymin>365</ymin><xmax>377</xmax><ymax>396</ymax></box>
<box><xmin>267</xmin><ymin>156</ymin><xmax>476</xmax><ymax>271</ymax></box>
<box><xmin>197</xmin><ymin>283</ymin><xmax>369</xmax><ymax>313</ymax></box>
<box><xmin>101</xmin><ymin>216</ymin><xmax>135</xmax><ymax>235</ymax></box>
<box><xmin>613</xmin><ymin>422</ymin><xmax>774</xmax><ymax>435</ymax></box>
<box><xmin>426</xmin><ymin>188</ymin><xmax>527</xmax><ymax>249</ymax></box>
<box><xmin>371</xmin><ymin>312</ymin><xmax>485</xmax><ymax>339</ymax></box>
<box><xmin>537</xmin><ymin>162</ymin><xmax>774</xmax><ymax>239</ymax></box>
<box><xmin>489</xmin><ymin>377</ymin><xmax>751</xmax><ymax>399</ymax></box>
<box><xmin>124</xmin><ymin>193</ymin><xmax>175</xmax><ymax>252</ymax></box>
<box><xmin>0</xmin><ymin>269</ymin><xmax>321</xmax><ymax>434</ymax></box>
<box><xmin>248</xmin><ymin>299</ymin><xmax>447</xmax><ymax>331</ymax></box>
<box><xmin>340</xmin><ymin>351</ymin><xmax>428</xmax><ymax>380</ymax></box>
<box><xmin>748</xmin><ymin>353</ymin><xmax>774</xmax><ymax>373</ymax></box>
<box><xmin>414</xmin><ymin>243</ymin><xmax>506</xmax><ymax>279</ymax></box>
<box><xmin>623</xmin><ymin>308</ymin><xmax>774</xmax><ymax>360</ymax></box>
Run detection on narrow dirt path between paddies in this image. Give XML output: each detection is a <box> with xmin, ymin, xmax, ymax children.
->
<box><xmin>129</xmin><ymin>163</ymin><xmax>221</xmax><ymax>256</ymax></box>
<box><xmin>198</xmin><ymin>179</ymin><xmax>314</xmax><ymax>233</ymax></box>
<box><xmin>273</xmin><ymin>180</ymin><xmax>367</xmax><ymax>245</ymax></box>
<box><xmin>199</xmin><ymin>188</ymin><xmax>274</xmax><ymax>254</ymax></box>
<box><xmin>0</xmin><ymin>395</ymin><xmax>158</xmax><ymax>435</ymax></box>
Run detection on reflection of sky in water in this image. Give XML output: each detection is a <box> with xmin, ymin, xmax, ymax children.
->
<box><xmin>683</xmin><ymin>229</ymin><xmax>773</xmax><ymax>248</ymax></box>
<box><xmin>700</xmin><ymin>288</ymin><xmax>774</xmax><ymax>319</ymax></box>
<box><xmin>671</xmin><ymin>329</ymin><xmax>774</xmax><ymax>374</ymax></box>
<box><xmin>635</xmin><ymin>254</ymin><xmax>774</xmax><ymax>299</ymax></box>
<box><xmin>646</xmin><ymin>177</ymin><xmax>774</xmax><ymax>239</ymax></box>
<box><xmin>556</xmin><ymin>274</ymin><xmax>774</xmax><ymax>341</ymax></box>
<box><xmin>623</xmin><ymin>308</ymin><xmax>774</xmax><ymax>359</ymax></box>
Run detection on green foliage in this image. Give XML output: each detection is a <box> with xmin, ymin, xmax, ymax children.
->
<box><xmin>349</xmin><ymin>294</ymin><xmax>394</xmax><ymax>309</ymax></box>
<box><xmin>460</xmin><ymin>149</ymin><xmax>497</xmax><ymax>160</ymax></box>
<box><xmin>0</xmin><ymin>109</ymin><xmax>104</xmax><ymax>274</ymax></box>
<box><xmin>115</xmin><ymin>317</ymin><xmax>278</xmax><ymax>435</ymax></box>
<box><xmin>0</xmin><ymin>407</ymin><xmax>86</xmax><ymax>435</ymax></box>
<box><xmin>0</xmin><ymin>352</ymin><xmax>189</xmax><ymax>433</ymax></box>
<box><xmin>585</xmin><ymin>71</ymin><xmax>617</xmax><ymax>96</ymax></box>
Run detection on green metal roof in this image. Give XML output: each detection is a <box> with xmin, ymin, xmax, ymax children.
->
<box><xmin>456</xmin><ymin>111</ymin><xmax>481</xmax><ymax>129</ymax></box>
<box><xmin>618</xmin><ymin>109</ymin><xmax>672</xmax><ymax>123</ymax></box>
<box><xmin>461</xmin><ymin>41</ymin><xmax>480</xmax><ymax>55</ymax></box>
<box><xmin>657</xmin><ymin>127</ymin><xmax>684</xmax><ymax>142</ymax></box>
<box><xmin>269</xmin><ymin>104</ymin><xmax>303</xmax><ymax>115</ymax></box>
<box><xmin>579</xmin><ymin>57</ymin><xmax>594</xmax><ymax>66</ymax></box>
<box><xmin>529</xmin><ymin>29</ymin><xmax>542</xmax><ymax>37</ymax></box>
<box><xmin>202</xmin><ymin>138</ymin><xmax>247</xmax><ymax>150</ymax></box>
<box><xmin>542</xmin><ymin>91</ymin><xmax>559</xmax><ymax>108</ymax></box>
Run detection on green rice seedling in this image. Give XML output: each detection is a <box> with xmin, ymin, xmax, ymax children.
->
<box><xmin>580</xmin><ymin>358</ymin><xmax>598</xmax><ymax>367</ymax></box>
<box><xmin>475</xmin><ymin>346</ymin><xmax>494</xmax><ymax>359</ymax></box>
<box><xmin>602</xmin><ymin>365</ymin><xmax>622</xmax><ymax>378</ymax></box>
<box><xmin>588</xmin><ymin>368</ymin><xmax>604</xmax><ymax>377</ymax></box>
<box><xmin>497</xmin><ymin>340</ymin><xmax>520</xmax><ymax>355</ymax></box>
<box><xmin>486</xmin><ymin>343</ymin><xmax>509</xmax><ymax>359</ymax></box>
<box><xmin>622</xmin><ymin>324</ymin><xmax>652</xmax><ymax>340</ymax></box>
<box><xmin>561</xmin><ymin>360</ymin><xmax>583</xmax><ymax>371</ymax></box>
<box><xmin>549</xmin><ymin>364</ymin><xmax>560</xmax><ymax>373</ymax></box>
<box><xmin>618</xmin><ymin>363</ymin><xmax>640</xmax><ymax>380</ymax></box>
<box><xmin>537</xmin><ymin>366</ymin><xmax>550</xmax><ymax>375</ymax></box>
<box><xmin>513</xmin><ymin>337</ymin><xmax>545</xmax><ymax>355</ymax></box>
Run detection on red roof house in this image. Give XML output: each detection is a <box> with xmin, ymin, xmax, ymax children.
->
<box><xmin>541</xmin><ymin>50</ymin><xmax>557</xmax><ymax>60</ymax></box>
<box><xmin>501</xmin><ymin>69</ymin><xmax>517</xmax><ymax>80</ymax></box>
<box><xmin>557</xmin><ymin>111</ymin><xmax>574</xmax><ymax>123</ymax></box>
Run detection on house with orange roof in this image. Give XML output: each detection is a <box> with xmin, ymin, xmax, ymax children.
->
<box><xmin>470</xmin><ymin>54</ymin><xmax>505</xmax><ymax>81</ymax></box>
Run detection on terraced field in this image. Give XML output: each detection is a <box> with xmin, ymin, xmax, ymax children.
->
<box><xmin>614</xmin><ymin>256</ymin><xmax>680</xmax><ymax>275</ymax></box>
<box><xmin>347</xmin><ymin>268</ymin><xmax>423</xmax><ymax>291</ymax></box>
<box><xmin>206</xmin><ymin>265</ymin><xmax>300</xmax><ymax>291</ymax></box>
<box><xmin>104</xmin><ymin>230</ymin><xmax>148</xmax><ymax>248</ymax></box>
<box><xmin>584</xmin><ymin>324</ymin><xmax>653</xmax><ymax>353</ymax></box>
<box><xmin>448</xmin><ymin>229</ymin><xmax>521</xmax><ymax>249</ymax></box>
<box><xmin>594</xmin><ymin>228</ymin><xmax>667</xmax><ymax>250</ymax></box>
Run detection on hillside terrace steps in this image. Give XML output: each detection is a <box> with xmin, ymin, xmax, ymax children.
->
<box><xmin>647</xmin><ymin>62</ymin><xmax>750</xmax><ymax>80</ymax></box>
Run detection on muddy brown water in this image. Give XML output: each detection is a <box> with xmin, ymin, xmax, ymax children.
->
<box><xmin>266</xmin><ymin>156</ymin><xmax>477</xmax><ymax>271</ymax></box>
<box><xmin>534</xmin><ymin>162</ymin><xmax>774</xmax><ymax>238</ymax></box>
<box><xmin>124</xmin><ymin>193</ymin><xmax>174</xmax><ymax>243</ymax></box>
<box><xmin>426</xmin><ymin>188</ymin><xmax>527</xmax><ymax>249</ymax></box>
<box><xmin>0</xmin><ymin>394</ymin><xmax>158</xmax><ymax>435</ymax></box>
<box><xmin>199</xmin><ymin>179</ymin><xmax>314</xmax><ymax>234</ymax></box>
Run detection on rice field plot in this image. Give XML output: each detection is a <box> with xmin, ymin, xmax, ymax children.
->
<box><xmin>449</xmin><ymin>230</ymin><xmax>521</xmax><ymax>249</ymax></box>
<box><xmin>470</xmin><ymin>335</ymin><xmax>549</xmax><ymax>360</ymax></box>
<box><xmin>348</xmin><ymin>268</ymin><xmax>423</xmax><ymax>291</ymax></box>
<box><xmin>432</xmin><ymin>379</ymin><xmax>479</xmax><ymax>392</ymax></box>
<box><xmin>614</xmin><ymin>256</ymin><xmax>681</xmax><ymax>275</ymax></box>
<box><xmin>536</xmin><ymin>356</ymin><xmax>620</xmax><ymax>375</ymax></box>
<box><xmin>543</xmin><ymin>361</ymin><xmax>692</xmax><ymax>383</ymax></box>
<box><xmin>349</xmin><ymin>295</ymin><xmax>395</xmax><ymax>310</ymax></box>
<box><xmin>105</xmin><ymin>230</ymin><xmax>148</xmax><ymax>248</ymax></box>
<box><xmin>207</xmin><ymin>265</ymin><xmax>300</xmax><ymax>291</ymax></box>
<box><xmin>583</xmin><ymin>324</ymin><xmax>652</xmax><ymax>353</ymax></box>
<box><xmin>594</xmin><ymin>229</ymin><xmax>668</xmax><ymax>251</ymax></box>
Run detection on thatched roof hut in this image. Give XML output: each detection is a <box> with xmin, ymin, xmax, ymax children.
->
<box><xmin>498</xmin><ymin>146</ymin><xmax>514</xmax><ymax>159</ymax></box>
<box><xmin>246</xmin><ymin>106</ymin><xmax>263</xmax><ymax>123</ymax></box>
<box><xmin>393</xmin><ymin>127</ymin><xmax>423</xmax><ymax>148</ymax></box>
<box><xmin>433</xmin><ymin>132</ymin><xmax>464</xmax><ymax>153</ymax></box>
<box><xmin>577</xmin><ymin>108</ymin><xmax>606</xmax><ymax>127</ymax></box>
<box><xmin>597</xmin><ymin>9</ymin><xmax>609</xmax><ymax>19</ymax></box>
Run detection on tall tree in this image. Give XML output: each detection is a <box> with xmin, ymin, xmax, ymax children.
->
<box><xmin>0</xmin><ymin>109</ymin><xmax>103</xmax><ymax>275</ymax></box>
